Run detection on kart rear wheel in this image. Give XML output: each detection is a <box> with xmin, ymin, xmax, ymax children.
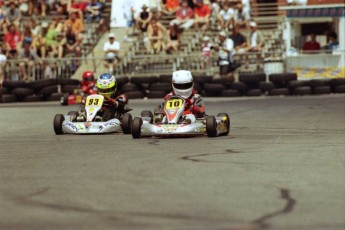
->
<box><xmin>68</xmin><ymin>111</ymin><xmax>79</xmax><ymax>122</ymax></box>
<box><xmin>122</xmin><ymin>113</ymin><xmax>132</xmax><ymax>134</ymax></box>
<box><xmin>217</xmin><ymin>113</ymin><xmax>230</xmax><ymax>136</ymax></box>
<box><xmin>53</xmin><ymin>114</ymin><xmax>64</xmax><ymax>135</ymax></box>
<box><xmin>140</xmin><ymin>110</ymin><xmax>153</xmax><ymax>124</ymax></box>
<box><xmin>132</xmin><ymin>117</ymin><xmax>143</xmax><ymax>139</ymax></box>
<box><xmin>206</xmin><ymin>116</ymin><xmax>217</xmax><ymax>137</ymax></box>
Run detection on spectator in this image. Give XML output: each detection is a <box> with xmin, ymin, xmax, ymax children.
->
<box><xmin>64</xmin><ymin>11</ymin><xmax>85</xmax><ymax>35</ymax></box>
<box><xmin>162</xmin><ymin>0</ymin><xmax>179</xmax><ymax>15</ymax></box>
<box><xmin>193</xmin><ymin>0</ymin><xmax>211</xmax><ymax>30</ymax></box>
<box><xmin>245</xmin><ymin>21</ymin><xmax>264</xmax><ymax>68</ymax></box>
<box><xmin>32</xmin><ymin>21</ymin><xmax>49</xmax><ymax>58</ymax></box>
<box><xmin>85</xmin><ymin>0</ymin><xmax>102</xmax><ymax>22</ymax></box>
<box><xmin>135</xmin><ymin>4</ymin><xmax>152</xmax><ymax>32</ymax></box>
<box><xmin>230</xmin><ymin>24</ymin><xmax>247</xmax><ymax>54</ymax></box>
<box><xmin>145</xmin><ymin>17</ymin><xmax>165</xmax><ymax>54</ymax></box>
<box><xmin>165</xmin><ymin>22</ymin><xmax>180</xmax><ymax>53</ymax></box>
<box><xmin>52</xmin><ymin>32</ymin><xmax>66</xmax><ymax>58</ymax></box>
<box><xmin>21</xmin><ymin>24</ymin><xmax>33</xmax><ymax>48</ymax></box>
<box><xmin>149</xmin><ymin>0</ymin><xmax>162</xmax><ymax>19</ymax></box>
<box><xmin>64</xmin><ymin>23</ymin><xmax>82</xmax><ymax>57</ymax></box>
<box><xmin>6</xmin><ymin>1</ymin><xmax>21</xmax><ymax>28</ymax></box>
<box><xmin>213</xmin><ymin>30</ymin><xmax>234</xmax><ymax>77</ymax></box>
<box><xmin>103</xmin><ymin>33</ymin><xmax>120</xmax><ymax>73</ymax></box>
<box><xmin>18</xmin><ymin>40</ymin><xmax>42</xmax><ymax>81</ymax></box>
<box><xmin>325</xmin><ymin>32</ymin><xmax>339</xmax><ymax>50</ymax></box>
<box><xmin>201</xmin><ymin>35</ymin><xmax>212</xmax><ymax>70</ymax></box>
<box><xmin>122</xmin><ymin>0</ymin><xmax>135</xmax><ymax>42</ymax></box>
<box><xmin>235</xmin><ymin>2</ymin><xmax>250</xmax><ymax>29</ymax></box>
<box><xmin>0</xmin><ymin>47</ymin><xmax>7</xmax><ymax>86</ymax></box>
<box><xmin>28</xmin><ymin>0</ymin><xmax>47</xmax><ymax>17</ymax></box>
<box><xmin>217</xmin><ymin>2</ymin><xmax>235</xmax><ymax>31</ymax></box>
<box><xmin>302</xmin><ymin>34</ymin><xmax>321</xmax><ymax>52</ymax></box>
<box><xmin>170</xmin><ymin>0</ymin><xmax>194</xmax><ymax>30</ymax></box>
<box><xmin>4</xmin><ymin>24</ymin><xmax>21</xmax><ymax>58</ymax></box>
<box><xmin>53</xmin><ymin>0</ymin><xmax>68</xmax><ymax>16</ymax></box>
<box><xmin>0</xmin><ymin>7</ymin><xmax>7</xmax><ymax>33</ymax></box>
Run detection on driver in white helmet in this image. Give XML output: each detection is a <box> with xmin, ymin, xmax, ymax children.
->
<box><xmin>155</xmin><ymin>70</ymin><xmax>205</xmax><ymax>124</ymax></box>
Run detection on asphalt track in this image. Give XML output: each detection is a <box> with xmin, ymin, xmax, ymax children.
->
<box><xmin>0</xmin><ymin>95</ymin><xmax>344</xmax><ymax>230</ymax></box>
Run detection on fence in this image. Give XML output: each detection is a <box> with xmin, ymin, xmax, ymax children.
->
<box><xmin>1</xmin><ymin>50</ymin><xmax>344</xmax><ymax>81</ymax></box>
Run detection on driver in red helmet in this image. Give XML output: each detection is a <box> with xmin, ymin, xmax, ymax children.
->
<box><xmin>81</xmin><ymin>71</ymin><xmax>97</xmax><ymax>94</ymax></box>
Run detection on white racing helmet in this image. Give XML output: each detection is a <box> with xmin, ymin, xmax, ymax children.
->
<box><xmin>172</xmin><ymin>70</ymin><xmax>194</xmax><ymax>98</ymax></box>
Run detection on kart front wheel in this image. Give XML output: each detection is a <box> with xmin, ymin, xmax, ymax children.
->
<box><xmin>53</xmin><ymin>114</ymin><xmax>65</xmax><ymax>135</ymax></box>
<box><xmin>206</xmin><ymin>116</ymin><xmax>217</xmax><ymax>137</ymax></box>
<box><xmin>122</xmin><ymin>113</ymin><xmax>132</xmax><ymax>134</ymax></box>
<box><xmin>217</xmin><ymin>113</ymin><xmax>230</xmax><ymax>136</ymax></box>
<box><xmin>132</xmin><ymin>117</ymin><xmax>143</xmax><ymax>139</ymax></box>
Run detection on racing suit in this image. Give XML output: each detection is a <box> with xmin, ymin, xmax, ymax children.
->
<box><xmin>101</xmin><ymin>93</ymin><xmax>128</xmax><ymax>121</ymax></box>
<box><xmin>154</xmin><ymin>89</ymin><xmax>205</xmax><ymax>123</ymax></box>
<box><xmin>81</xmin><ymin>81</ymin><xmax>97</xmax><ymax>95</ymax></box>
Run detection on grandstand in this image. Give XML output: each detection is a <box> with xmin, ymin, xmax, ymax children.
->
<box><xmin>0</xmin><ymin>0</ymin><xmax>344</xmax><ymax>102</ymax></box>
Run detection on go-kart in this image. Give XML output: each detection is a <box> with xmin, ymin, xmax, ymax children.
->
<box><xmin>131</xmin><ymin>95</ymin><xmax>230</xmax><ymax>138</ymax></box>
<box><xmin>60</xmin><ymin>85</ymin><xmax>97</xmax><ymax>106</ymax></box>
<box><xmin>54</xmin><ymin>94</ymin><xmax>132</xmax><ymax>134</ymax></box>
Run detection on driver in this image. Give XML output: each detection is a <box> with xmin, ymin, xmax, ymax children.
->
<box><xmin>81</xmin><ymin>70</ymin><xmax>96</xmax><ymax>94</ymax></box>
<box><xmin>155</xmin><ymin>70</ymin><xmax>205</xmax><ymax>124</ymax></box>
<box><xmin>95</xmin><ymin>73</ymin><xmax>128</xmax><ymax>121</ymax></box>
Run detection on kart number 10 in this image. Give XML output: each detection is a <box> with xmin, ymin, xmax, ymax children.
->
<box><xmin>165</xmin><ymin>99</ymin><xmax>183</xmax><ymax>109</ymax></box>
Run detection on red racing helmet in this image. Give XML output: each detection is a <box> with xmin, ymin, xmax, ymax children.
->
<box><xmin>82</xmin><ymin>71</ymin><xmax>95</xmax><ymax>83</ymax></box>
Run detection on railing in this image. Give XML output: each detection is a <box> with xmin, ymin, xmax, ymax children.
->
<box><xmin>2</xmin><ymin>50</ymin><xmax>344</xmax><ymax>81</ymax></box>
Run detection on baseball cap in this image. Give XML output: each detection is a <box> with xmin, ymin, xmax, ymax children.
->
<box><xmin>249</xmin><ymin>21</ymin><xmax>257</xmax><ymax>27</ymax></box>
<box><xmin>219</xmin><ymin>31</ymin><xmax>227</xmax><ymax>37</ymax></box>
<box><xmin>108</xmin><ymin>33</ymin><xmax>115</xmax><ymax>38</ymax></box>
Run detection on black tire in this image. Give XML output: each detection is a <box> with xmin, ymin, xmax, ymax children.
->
<box><xmin>38</xmin><ymin>85</ymin><xmax>58</xmax><ymax>97</ymax></box>
<box><xmin>3</xmin><ymin>80</ymin><xmax>28</xmax><ymax>89</ymax></box>
<box><xmin>149</xmin><ymin>82</ymin><xmax>172</xmax><ymax>92</ymax></box>
<box><xmin>53</xmin><ymin>114</ymin><xmax>64</xmax><ymax>135</ymax></box>
<box><xmin>334</xmin><ymin>85</ymin><xmax>345</xmax><ymax>93</ymax></box>
<box><xmin>120</xmin><ymin>83</ymin><xmax>138</xmax><ymax>92</ymax></box>
<box><xmin>130</xmin><ymin>76</ymin><xmax>157</xmax><ymax>84</ymax></box>
<box><xmin>11</xmin><ymin>87</ymin><xmax>34</xmax><ymax>98</ymax></box>
<box><xmin>140</xmin><ymin>110</ymin><xmax>153</xmax><ymax>123</ymax></box>
<box><xmin>313</xmin><ymin>86</ymin><xmax>331</xmax><ymax>94</ymax></box>
<box><xmin>132</xmin><ymin>117</ymin><xmax>143</xmax><ymax>139</ymax></box>
<box><xmin>122</xmin><ymin>113</ymin><xmax>133</xmax><ymax>134</ymax></box>
<box><xmin>194</xmin><ymin>75</ymin><xmax>213</xmax><ymax>83</ymax></box>
<box><xmin>22</xmin><ymin>95</ymin><xmax>42</xmax><ymax>102</ymax></box>
<box><xmin>61</xmin><ymin>84</ymin><xmax>79</xmax><ymax>94</ymax></box>
<box><xmin>58</xmin><ymin>78</ymin><xmax>80</xmax><ymax>86</ymax></box>
<box><xmin>201</xmin><ymin>90</ymin><xmax>222</xmax><ymax>97</ymax></box>
<box><xmin>28</xmin><ymin>79</ymin><xmax>58</xmax><ymax>91</ymax></box>
<box><xmin>258</xmin><ymin>82</ymin><xmax>275</xmax><ymax>92</ymax></box>
<box><xmin>217</xmin><ymin>113</ymin><xmax>230</xmax><ymax>136</ymax></box>
<box><xmin>204</xmin><ymin>83</ymin><xmax>229</xmax><ymax>92</ymax></box>
<box><xmin>269</xmin><ymin>73</ymin><xmax>297</xmax><ymax>83</ymax></box>
<box><xmin>239</xmin><ymin>73</ymin><xmax>266</xmax><ymax>83</ymax></box>
<box><xmin>159</xmin><ymin>74</ymin><xmax>172</xmax><ymax>83</ymax></box>
<box><xmin>309</xmin><ymin>79</ymin><xmax>331</xmax><ymax>88</ymax></box>
<box><xmin>287</xmin><ymin>80</ymin><xmax>310</xmax><ymax>89</ymax></box>
<box><xmin>193</xmin><ymin>83</ymin><xmax>203</xmax><ymax>93</ymax></box>
<box><xmin>211</xmin><ymin>75</ymin><xmax>235</xmax><ymax>84</ymax></box>
<box><xmin>116</xmin><ymin>76</ymin><xmax>130</xmax><ymax>85</ymax></box>
<box><xmin>206</xmin><ymin>116</ymin><xmax>217</xmax><ymax>137</ymax></box>
<box><xmin>330</xmin><ymin>78</ymin><xmax>345</xmax><ymax>88</ymax></box>
<box><xmin>0</xmin><ymin>87</ymin><xmax>9</xmax><ymax>96</ymax></box>
<box><xmin>293</xmin><ymin>86</ymin><xmax>312</xmax><ymax>95</ymax></box>
<box><xmin>246</xmin><ymin>89</ymin><xmax>262</xmax><ymax>97</ymax></box>
<box><xmin>269</xmin><ymin>88</ymin><xmax>290</xmax><ymax>96</ymax></box>
<box><xmin>221</xmin><ymin>89</ymin><xmax>241</xmax><ymax>97</ymax></box>
<box><xmin>1</xmin><ymin>94</ymin><xmax>17</xmax><ymax>103</ymax></box>
<box><xmin>124</xmin><ymin>91</ymin><xmax>145</xmax><ymax>99</ymax></box>
<box><xmin>146</xmin><ymin>90</ymin><xmax>166</xmax><ymax>98</ymax></box>
<box><xmin>231</xmin><ymin>82</ymin><xmax>248</xmax><ymax>94</ymax></box>
<box><xmin>60</xmin><ymin>94</ymin><xmax>68</xmax><ymax>105</ymax></box>
<box><xmin>45</xmin><ymin>93</ymin><xmax>65</xmax><ymax>101</ymax></box>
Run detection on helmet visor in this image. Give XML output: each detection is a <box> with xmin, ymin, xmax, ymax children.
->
<box><xmin>173</xmin><ymin>82</ymin><xmax>193</xmax><ymax>90</ymax></box>
<box><xmin>97</xmin><ymin>85</ymin><xmax>116</xmax><ymax>94</ymax></box>
<box><xmin>83</xmin><ymin>76</ymin><xmax>94</xmax><ymax>82</ymax></box>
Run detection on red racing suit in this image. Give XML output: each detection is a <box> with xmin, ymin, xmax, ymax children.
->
<box><xmin>81</xmin><ymin>81</ymin><xmax>97</xmax><ymax>95</ymax></box>
<box><xmin>164</xmin><ymin>89</ymin><xmax>205</xmax><ymax>118</ymax></box>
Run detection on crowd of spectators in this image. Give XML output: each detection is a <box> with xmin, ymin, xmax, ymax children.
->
<box><xmin>0</xmin><ymin>0</ymin><xmax>107</xmax><ymax>86</ymax></box>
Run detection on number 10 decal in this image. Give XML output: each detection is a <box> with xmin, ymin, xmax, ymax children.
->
<box><xmin>165</xmin><ymin>99</ymin><xmax>183</xmax><ymax>109</ymax></box>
